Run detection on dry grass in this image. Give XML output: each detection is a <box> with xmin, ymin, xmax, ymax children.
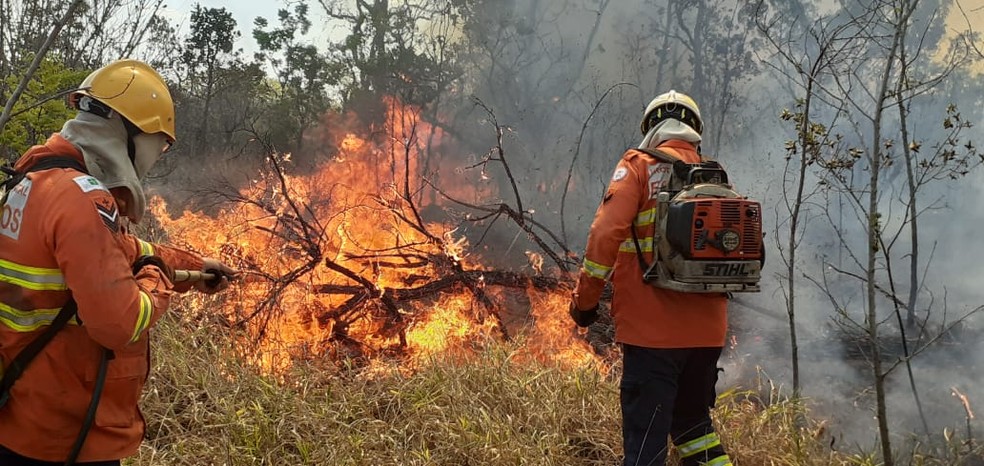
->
<box><xmin>128</xmin><ymin>310</ymin><xmax>984</xmax><ymax>466</ymax></box>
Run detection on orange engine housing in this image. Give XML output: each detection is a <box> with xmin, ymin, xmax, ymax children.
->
<box><xmin>664</xmin><ymin>198</ymin><xmax>763</xmax><ymax>260</ymax></box>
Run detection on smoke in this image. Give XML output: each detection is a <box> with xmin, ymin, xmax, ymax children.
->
<box><xmin>145</xmin><ymin>0</ymin><xmax>984</xmax><ymax>452</ymax></box>
<box><xmin>423</xmin><ymin>0</ymin><xmax>984</xmax><ymax>451</ymax></box>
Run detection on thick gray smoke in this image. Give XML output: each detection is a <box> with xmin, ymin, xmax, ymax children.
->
<box><xmin>427</xmin><ymin>0</ymin><xmax>984</xmax><ymax>452</ymax></box>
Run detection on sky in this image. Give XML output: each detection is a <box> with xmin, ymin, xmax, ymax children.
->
<box><xmin>161</xmin><ymin>0</ymin><xmax>294</xmax><ymax>55</ymax></box>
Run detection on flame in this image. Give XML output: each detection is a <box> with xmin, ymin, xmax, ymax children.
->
<box><xmin>525</xmin><ymin>251</ymin><xmax>544</xmax><ymax>274</ymax></box>
<box><xmin>405</xmin><ymin>291</ymin><xmax>496</xmax><ymax>355</ymax></box>
<box><xmin>151</xmin><ymin>97</ymin><xmax>605</xmax><ymax>373</ymax></box>
<box><xmin>442</xmin><ymin>229</ymin><xmax>468</xmax><ymax>263</ymax></box>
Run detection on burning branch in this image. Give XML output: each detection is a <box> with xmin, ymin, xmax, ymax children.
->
<box><xmin>472</xmin><ymin>97</ymin><xmax>525</xmax><ymax>220</ymax></box>
<box><xmin>313</xmin><ymin>270</ymin><xmax>561</xmax><ymax>300</ymax></box>
<box><xmin>951</xmin><ymin>387</ymin><xmax>975</xmax><ymax>420</ymax></box>
<box><xmin>415</xmin><ymin>100</ymin><xmax>577</xmax><ymax>274</ymax></box>
<box><xmin>427</xmin><ymin>181</ymin><xmax>573</xmax><ymax>273</ymax></box>
<box><xmin>156</xmin><ymin>97</ymin><xmax>597</xmax><ymax>370</ymax></box>
<box><xmin>951</xmin><ymin>386</ymin><xmax>975</xmax><ymax>446</ymax></box>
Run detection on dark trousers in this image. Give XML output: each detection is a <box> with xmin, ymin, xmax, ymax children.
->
<box><xmin>620</xmin><ymin>344</ymin><xmax>729</xmax><ymax>466</ymax></box>
<box><xmin>0</xmin><ymin>444</ymin><xmax>120</xmax><ymax>466</ymax></box>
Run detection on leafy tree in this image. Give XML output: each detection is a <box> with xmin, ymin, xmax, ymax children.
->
<box><xmin>179</xmin><ymin>4</ymin><xmax>240</xmax><ymax>153</ymax></box>
<box><xmin>318</xmin><ymin>0</ymin><xmax>464</xmax><ymax>117</ymax></box>
<box><xmin>253</xmin><ymin>3</ymin><xmax>340</xmax><ymax>153</ymax></box>
<box><xmin>0</xmin><ymin>56</ymin><xmax>85</xmax><ymax>160</ymax></box>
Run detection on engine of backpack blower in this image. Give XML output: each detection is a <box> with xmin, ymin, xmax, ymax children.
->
<box><xmin>642</xmin><ymin>160</ymin><xmax>763</xmax><ymax>293</ymax></box>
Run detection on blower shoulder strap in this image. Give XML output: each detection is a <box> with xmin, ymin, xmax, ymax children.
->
<box><xmin>635</xmin><ymin>148</ymin><xmax>706</xmax><ymax>186</ymax></box>
<box><xmin>2</xmin><ymin>156</ymin><xmax>88</xmax><ymax>203</ymax></box>
<box><xmin>2</xmin><ymin>156</ymin><xmax>87</xmax><ymax>181</ymax></box>
<box><xmin>629</xmin><ymin>147</ymin><xmax>707</xmax><ymax>280</ymax></box>
<box><xmin>635</xmin><ymin>147</ymin><xmax>706</xmax><ymax>163</ymax></box>
<box><xmin>630</xmin><ymin>218</ymin><xmax>651</xmax><ymax>276</ymax></box>
<box><xmin>635</xmin><ymin>147</ymin><xmax>678</xmax><ymax>163</ymax></box>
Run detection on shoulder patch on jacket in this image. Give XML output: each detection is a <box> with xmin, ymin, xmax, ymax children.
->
<box><xmin>94</xmin><ymin>198</ymin><xmax>120</xmax><ymax>233</ymax></box>
<box><xmin>73</xmin><ymin>175</ymin><xmax>107</xmax><ymax>193</ymax></box>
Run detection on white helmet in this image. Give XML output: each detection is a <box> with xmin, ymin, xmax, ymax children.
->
<box><xmin>640</xmin><ymin>90</ymin><xmax>702</xmax><ymax>135</ymax></box>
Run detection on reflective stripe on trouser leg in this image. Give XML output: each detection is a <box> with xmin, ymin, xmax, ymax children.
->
<box><xmin>674</xmin><ymin>426</ymin><xmax>729</xmax><ymax>466</ymax></box>
<box><xmin>676</xmin><ymin>432</ymin><xmax>730</xmax><ymax>466</ymax></box>
<box><xmin>677</xmin><ymin>433</ymin><xmax>720</xmax><ymax>458</ymax></box>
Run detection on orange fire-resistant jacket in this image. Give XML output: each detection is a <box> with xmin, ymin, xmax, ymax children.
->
<box><xmin>0</xmin><ymin>133</ymin><xmax>204</xmax><ymax>462</ymax></box>
<box><xmin>573</xmin><ymin>139</ymin><xmax>728</xmax><ymax>348</ymax></box>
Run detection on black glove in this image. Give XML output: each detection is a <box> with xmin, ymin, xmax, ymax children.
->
<box><xmin>196</xmin><ymin>257</ymin><xmax>239</xmax><ymax>293</ymax></box>
<box><xmin>568</xmin><ymin>302</ymin><xmax>600</xmax><ymax>328</ymax></box>
<box><xmin>131</xmin><ymin>255</ymin><xmax>174</xmax><ymax>282</ymax></box>
<box><xmin>203</xmin><ymin>268</ymin><xmax>225</xmax><ymax>289</ymax></box>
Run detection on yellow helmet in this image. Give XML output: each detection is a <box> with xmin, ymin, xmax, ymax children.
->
<box><xmin>70</xmin><ymin>59</ymin><xmax>176</xmax><ymax>143</ymax></box>
<box><xmin>640</xmin><ymin>89</ymin><xmax>702</xmax><ymax>135</ymax></box>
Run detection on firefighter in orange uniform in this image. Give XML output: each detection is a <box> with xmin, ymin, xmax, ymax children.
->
<box><xmin>571</xmin><ymin>90</ymin><xmax>733</xmax><ymax>466</ymax></box>
<box><xmin>0</xmin><ymin>59</ymin><xmax>237</xmax><ymax>465</ymax></box>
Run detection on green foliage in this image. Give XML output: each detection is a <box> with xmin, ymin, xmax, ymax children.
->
<box><xmin>0</xmin><ymin>57</ymin><xmax>86</xmax><ymax>162</ymax></box>
<box><xmin>182</xmin><ymin>4</ymin><xmax>239</xmax><ymax>76</ymax></box>
<box><xmin>173</xmin><ymin>4</ymin><xmax>245</xmax><ymax>154</ymax></box>
<box><xmin>251</xmin><ymin>4</ymin><xmax>340</xmax><ymax>153</ymax></box>
<box><xmin>324</xmin><ymin>0</ymin><xmax>464</xmax><ymax>109</ymax></box>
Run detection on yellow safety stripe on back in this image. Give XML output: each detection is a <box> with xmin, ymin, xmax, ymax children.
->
<box><xmin>705</xmin><ymin>454</ymin><xmax>733</xmax><ymax>466</ymax></box>
<box><xmin>0</xmin><ymin>259</ymin><xmax>66</xmax><ymax>291</ymax></box>
<box><xmin>620</xmin><ymin>237</ymin><xmax>653</xmax><ymax>253</ymax></box>
<box><xmin>0</xmin><ymin>301</ymin><xmax>78</xmax><ymax>332</ymax></box>
<box><xmin>581</xmin><ymin>258</ymin><xmax>613</xmax><ymax>280</ymax></box>
<box><xmin>677</xmin><ymin>433</ymin><xmax>722</xmax><ymax>458</ymax></box>
<box><xmin>137</xmin><ymin>239</ymin><xmax>155</xmax><ymax>257</ymax></box>
<box><xmin>635</xmin><ymin>208</ymin><xmax>656</xmax><ymax>226</ymax></box>
<box><xmin>130</xmin><ymin>291</ymin><xmax>153</xmax><ymax>343</ymax></box>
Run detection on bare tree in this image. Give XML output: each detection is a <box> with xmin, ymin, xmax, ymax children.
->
<box><xmin>634</xmin><ymin>0</ymin><xmax>762</xmax><ymax>153</ymax></box>
<box><xmin>757</xmin><ymin>0</ymin><xmax>982</xmax><ymax>462</ymax></box>
<box><xmin>755</xmin><ymin>0</ymin><xmax>847</xmax><ymax>399</ymax></box>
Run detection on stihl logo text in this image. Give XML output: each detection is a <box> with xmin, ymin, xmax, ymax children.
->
<box><xmin>703</xmin><ymin>263</ymin><xmax>750</xmax><ymax>277</ymax></box>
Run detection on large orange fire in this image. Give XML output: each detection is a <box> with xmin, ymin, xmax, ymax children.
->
<box><xmin>150</xmin><ymin>98</ymin><xmax>603</xmax><ymax>374</ymax></box>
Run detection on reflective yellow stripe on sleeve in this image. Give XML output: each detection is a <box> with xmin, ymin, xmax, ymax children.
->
<box><xmin>635</xmin><ymin>207</ymin><xmax>657</xmax><ymax>226</ymax></box>
<box><xmin>130</xmin><ymin>291</ymin><xmax>153</xmax><ymax>343</ymax></box>
<box><xmin>676</xmin><ymin>433</ymin><xmax>722</xmax><ymax>458</ymax></box>
<box><xmin>581</xmin><ymin>258</ymin><xmax>613</xmax><ymax>280</ymax></box>
<box><xmin>137</xmin><ymin>239</ymin><xmax>155</xmax><ymax>257</ymax></box>
<box><xmin>0</xmin><ymin>302</ymin><xmax>77</xmax><ymax>332</ymax></box>
<box><xmin>0</xmin><ymin>259</ymin><xmax>66</xmax><ymax>291</ymax></box>
<box><xmin>619</xmin><ymin>237</ymin><xmax>654</xmax><ymax>253</ymax></box>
